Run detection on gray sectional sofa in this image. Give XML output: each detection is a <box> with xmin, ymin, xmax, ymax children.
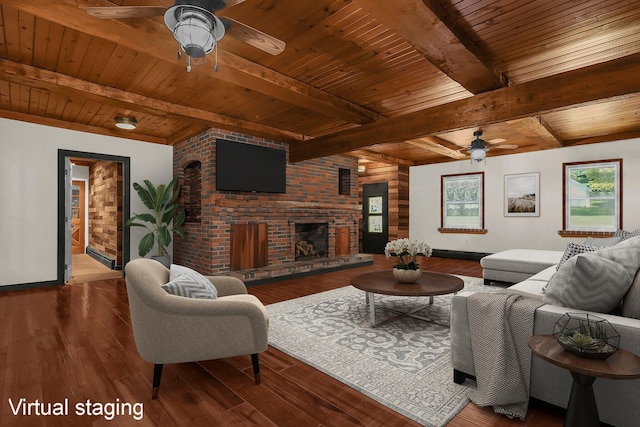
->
<box><xmin>450</xmin><ymin>235</ymin><xmax>640</xmax><ymax>427</ymax></box>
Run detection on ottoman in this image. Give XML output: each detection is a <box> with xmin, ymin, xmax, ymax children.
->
<box><xmin>480</xmin><ymin>249</ymin><xmax>564</xmax><ymax>285</ymax></box>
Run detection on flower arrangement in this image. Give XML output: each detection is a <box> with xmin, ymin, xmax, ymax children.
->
<box><xmin>384</xmin><ymin>238</ymin><xmax>433</xmax><ymax>270</ymax></box>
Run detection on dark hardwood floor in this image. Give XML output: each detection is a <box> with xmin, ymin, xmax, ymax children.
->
<box><xmin>0</xmin><ymin>255</ymin><xmax>564</xmax><ymax>426</ymax></box>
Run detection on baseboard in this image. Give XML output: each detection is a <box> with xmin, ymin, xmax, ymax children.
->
<box><xmin>0</xmin><ymin>280</ymin><xmax>61</xmax><ymax>292</ymax></box>
<box><xmin>86</xmin><ymin>246</ymin><xmax>116</xmax><ymax>269</ymax></box>
<box><xmin>432</xmin><ymin>249</ymin><xmax>490</xmax><ymax>261</ymax></box>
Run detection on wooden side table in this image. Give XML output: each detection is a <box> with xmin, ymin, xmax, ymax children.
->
<box><xmin>528</xmin><ymin>334</ymin><xmax>640</xmax><ymax>427</ymax></box>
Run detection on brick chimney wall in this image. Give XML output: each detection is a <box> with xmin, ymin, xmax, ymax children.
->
<box><xmin>172</xmin><ymin>128</ymin><xmax>360</xmax><ymax>275</ymax></box>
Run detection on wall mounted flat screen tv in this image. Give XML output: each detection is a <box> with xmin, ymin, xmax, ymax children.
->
<box><xmin>216</xmin><ymin>139</ymin><xmax>287</xmax><ymax>193</ymax></box>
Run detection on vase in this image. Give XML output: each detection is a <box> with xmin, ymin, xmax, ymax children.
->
<box><xmin>152</xmin><ymin>254</ymin><xmax>172</xmax><ymax>268</ymax></box>
<box><xmin>392</xmin><ymin>268</ymin><xmax>423</xmax><ymax>283</ymax></box>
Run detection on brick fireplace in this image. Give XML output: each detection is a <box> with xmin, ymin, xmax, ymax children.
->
<box><xmin>172</xmin><ymin>128</ymin><xmax>368</xmax><ymax>280</ymax></box>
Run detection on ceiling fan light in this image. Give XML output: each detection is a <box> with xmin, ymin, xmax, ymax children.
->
<box><xmin>165</xmin><ymin>5</ymin><xmax>225</xmax><ymax>58</ymax></box>
<box><xmin>115</xmin><ymin>117</ymin><xmax>137</xmax><ymax>130</ymax></box>
<box><xmin>469</xmin><ymin>148</ymin><xmax>486</xmax><ymax>162</ymax></box>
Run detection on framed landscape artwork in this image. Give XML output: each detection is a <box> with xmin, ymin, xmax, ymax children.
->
<box><xmin>504</xmin><ymin>172</ymin><xmax>540</xmax><ymax>217</ymax></box>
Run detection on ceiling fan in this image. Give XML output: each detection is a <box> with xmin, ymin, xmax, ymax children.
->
<box><xmin>84</xmin><ymin>0</ymin><xmax>285</xmax><ymax>72</ymax></box>
<box><xmin>462</xmin><ymin>130</ymin><xmax>518</xmax><ymax>163</ymax></box>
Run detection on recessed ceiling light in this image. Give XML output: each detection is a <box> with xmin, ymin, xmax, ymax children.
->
<box><xmin>115</xmin><ymin>117</ymin><xmax>137</xmax><ymax>130</ymax></box>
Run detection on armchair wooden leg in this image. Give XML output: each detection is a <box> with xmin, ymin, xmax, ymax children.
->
<box><xmin>152</xmin><ymin>364</ymin><xmax>163</xmax><ymax>399</ymax></box>
<box><xmin>251</xmin><ymin>354</ymin><xmax>261</xmax><ymax>385</ymax></box>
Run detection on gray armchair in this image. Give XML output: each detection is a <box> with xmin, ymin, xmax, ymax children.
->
<box><xmin>124</xmin><ymin>258</ymin><xmax>269</xmax><ymax>399</ymax></box>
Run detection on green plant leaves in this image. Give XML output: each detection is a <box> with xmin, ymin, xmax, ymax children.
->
<box><xmin>126</xmin><ymin>177</ymin><xmax>184</xmax><ymax>257</ymax></box>
<box><xmin>138</xmin><ymin>233</ymin><xmax>156</xmax><ymax>257</ymax></box>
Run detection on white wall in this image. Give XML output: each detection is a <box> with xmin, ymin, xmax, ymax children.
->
<box><xmin>410</xmin><ymin>138</ymin><xmax>640</xmax><ymax>254</ymax></box>
<box><xmin>0</xmin><ymin>118</ymin><xmax>173</xmax><ymax>286</ymax></box>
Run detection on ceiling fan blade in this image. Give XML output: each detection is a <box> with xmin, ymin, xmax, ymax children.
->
<box><xmin>218</xmin><ymin>0</ymin><xmax>246</xmax><ymax>11</ymax></box>
<box><xmin>493</xmin><ymin>144</ymin><xmax>519</xmax><ymax>150</ymax></box>
<box><xmin>221</xmin><ymin>17</ymin><xmax>285</xmax><ymax>55</ymax></box>
<box><xmin>487</xmin><ymin>137</ymin><xmax>506</xmax><ymax>144</ymax></box>
<box><xmin>84</xmin><ymin>6</ymin><xmax>166</xmax><ymax>19</ymax></box>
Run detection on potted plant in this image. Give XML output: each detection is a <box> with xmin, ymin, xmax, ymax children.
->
<box><xmin>126</xmin><ymin>178</ymin><xmax>185</xmax><ymax>267</ymax></box>
<box><xmin>384</xmin><ymin>238</ymin><xmax>433</xmax><ymax>283</ymax></box>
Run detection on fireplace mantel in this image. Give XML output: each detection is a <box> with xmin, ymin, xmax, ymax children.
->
<box><xmin>213</xmin><ymin>197</ymin><xmax>361</xmax><ymax>212</ymax></box>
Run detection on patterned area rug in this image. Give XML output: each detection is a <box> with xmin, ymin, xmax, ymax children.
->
<box><xmin>266</xmin><ymin>276</ymin><xmax>496</xmax><ymax>427</ymax></box>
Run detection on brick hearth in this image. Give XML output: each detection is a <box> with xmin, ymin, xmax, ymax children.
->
<box><xmin>229</xmin><ymin>254</ymin><xmax>373</xmax><ymax>285</ymax></box>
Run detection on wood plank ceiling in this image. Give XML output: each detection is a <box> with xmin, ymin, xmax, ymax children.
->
<box><xmin>1</xmin><ymin>0</ymin><xmax>638</xmax><ymax>166</ymax></box>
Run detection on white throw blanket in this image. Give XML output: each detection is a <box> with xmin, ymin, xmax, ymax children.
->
<box><xmin>467</xmin><ymin>291</ymin><xmax>544</xmax><ymax>420</ymax></box>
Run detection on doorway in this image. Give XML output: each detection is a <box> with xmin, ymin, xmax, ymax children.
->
<box><xmin>57</xmin><ymin>150</ymin><xmax>131</xmax><ymax>284</ymax></box>
<box><xmin>362</xmin><ymin>182</ymin><xmax>389</xmax><ymax>254</ymax></box>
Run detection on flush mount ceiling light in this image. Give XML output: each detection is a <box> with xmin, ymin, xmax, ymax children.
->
<box><xmin>115</xmin><ymin>117</ymin><xmax>137</xmax><ymax>130</ymax></box>
<box><xmin>164</xmin><ymin>1</ymin><xmax>225</xmax><ymax>72</ymax></box>
<box><xmin>468</xmin><ymin>130</ymin><xmax>489</xmax><ymax>163</ymax></box>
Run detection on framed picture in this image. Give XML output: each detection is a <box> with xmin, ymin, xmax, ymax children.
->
<box><xmin>368</xmin><ymin>196</ymin><xmax>383</xmax><ymax>214</ymax></box>
<box><xmin>504</xmin><ymin>172</ymin><xmax>540</xmax><ymax>217</ymax></box>
<box><xmin>368</xmin><ymin>215</ymin><xmax>383</xmax><ymax>233</ymax></box>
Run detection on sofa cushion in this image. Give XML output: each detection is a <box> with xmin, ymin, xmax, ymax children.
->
<box><xmin>528</xmin><ymin>265</ymin><xmax>557</xmax><ymax>282</ymax></box>
<box><xmin>622</xmin><ymin>270</ymin><xmax>640</xmax><ymax>319</ymax></box>
<box><xmin>592</xmin><ymin>236</ymin><xmax>640</xmax><ymax>279</ymax></box>
<box><xmin>556</xmin><ymin>243</ymin><xmax>600</xmax><ymax>270</ymax></box>
<box><xmin>162</xmin><ymin>264</ymin><xmax>218</xmax><ymax>299</ymax></box>
<box><xmin>544</xmin><ymin>253</ymin><xmax>633</xmax><ymax>313</ymax></box>
<box><xmin>583</xmin><ymin>236</ymin><xmax>623</xmax><ymax>247</ymax></box>
<box><xmin>614</xmin><ymin>228</ymin><xmax>640</xmax><ymax>241</ymax></box>
<box><xmin>509</xmin><ymin>279</ymin><xmax>547</xmax><ymax>296</ymax></box>
<box><xmin>481</xmin><ymin>249</ymin><xmax>564</xmax><ymax>274</ymax></box>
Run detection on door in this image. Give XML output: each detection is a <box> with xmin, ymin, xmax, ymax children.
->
<box><xmin>71</xmin><ymin>180</ymin><xmax>86</xmax><ymax>254</ymax></box>
<box><xmin>362</xmin><ymin>182</ymin><xmax>388</xmax><ymax>254</ymax></box>
<box><xmin>64</xmin><ymin>158</ymin><xmax>72</xmax><ymax>282</ymax></box>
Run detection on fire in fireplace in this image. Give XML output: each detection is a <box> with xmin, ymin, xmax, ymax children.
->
<box><xmin>295</xmin><ymin>223</ymin><xmax>328</xmax><ymax>260</ymax></box>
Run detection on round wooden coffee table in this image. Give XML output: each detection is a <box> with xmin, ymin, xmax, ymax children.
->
<box><xmin>351</xmin><ymin>270</ymin><xmax>464</xmax><ymax>327</ymax></box>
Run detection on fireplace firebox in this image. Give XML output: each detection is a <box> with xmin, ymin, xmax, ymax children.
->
<box><xmin>295</xmin><ymin>223</ymin><xmax>328</xmax><ymax>260</ymax></box>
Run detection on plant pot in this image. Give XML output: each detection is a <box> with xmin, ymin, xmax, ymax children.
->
<box><xmin>152</xmin><ymin>254</ymin><xmax>171</xmax><ymax>268</ymax></box>
<box><xmin>392</xmin><ymin>268</ymin><xmax>423</xmax><ymax>283</ymax></box>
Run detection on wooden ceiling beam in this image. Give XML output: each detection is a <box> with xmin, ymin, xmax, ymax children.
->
<box><xmin>354</xmin><ymin>0</ymin><xmax>505</xmax><ymax>94</ymax></box>
<box><xmin>0</xmin><ymin>109</ymin><xmax>168</xmax><ymax>144</ymax></box>
<box><xmin>506</xmin><ymin>116</ymin><xmax>564</xmax><ymax>149</ymax></box>
<box><xmin>290</xmin><ymin>53</ymin><xmax>640</xmax><ymax>162</ymax></box>
<box><xmin>0</xmin><ymin>58</ymin><xmax>304</xmax><ymax>144</ymax></box>
<box><xmin>564</xmin><ymin>130</ymin><xmax>640</xmax><ymax>147</ymax></box>
<box><xmin>4</xmin><ymin>0</ymin><xmax>379</xmax><ymax>125</ymax></box>
<box><xmin>166</xmin><ymin>125</ymin><xmax>212</xmax><ymax>146</ymax></box>
<box><xmin>407</xmin><ymin>137</ymin><xmax>467</xmax><ymax>160</ymax></box>
<box><xmin>348</xmin><ymin>149</ymin><xmax>416</xmax><ymax>166</ymax></box>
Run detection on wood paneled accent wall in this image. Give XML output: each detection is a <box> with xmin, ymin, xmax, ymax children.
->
<box><xmin>358</xmin><ymin>162</ymin><xmax>409</xmax><ymax>248</ymax></box>
<box><xmin>173</xmin><ymin>128</ymin><xmax>361</xmax><ymax>275</ymax></box>
<box><xmin>88</xmin><ymin>161</ymin><xmax>123</xmax><ymax>265</ymax></box>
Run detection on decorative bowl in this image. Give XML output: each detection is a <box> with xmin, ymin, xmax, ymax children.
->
<box><xmin>392</xmin><ymin>268</ymin><xmax>423</xmax><ymax>283</ymax></box>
